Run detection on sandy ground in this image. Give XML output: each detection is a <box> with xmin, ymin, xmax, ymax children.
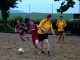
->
<box><xmin>0</xmin><ymin>33</ymin><xmax>80</xmax><ymax>60</ymax></box>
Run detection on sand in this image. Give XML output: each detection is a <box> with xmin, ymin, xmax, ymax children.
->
<box><xmin>0</xmin><ymin>33</ymin><xmax>80</xmax><ymax>60</ymax></box>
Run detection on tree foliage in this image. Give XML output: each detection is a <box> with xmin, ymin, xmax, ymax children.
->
<box><xmin>0</xmin><ymin>0</ymin><xmax>22</xmax><ymax>31</ymax></box>
<box><xmin>54</xmin><ymin>0</ymin><xmax>76</xmax><ymax>14</ymax></box>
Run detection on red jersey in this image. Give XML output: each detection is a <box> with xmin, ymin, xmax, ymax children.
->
<box><xmin>15</xmin><ymin>22</ymin><xmax>26</xmax><ymax>36</ymax></box>
<box><xmin>15</xmin><ymin>22</ymin><xmax>25</xmax><ymax>30</ymax></box>
<box><xmin>28</xmin><ymin>24</ymin><xmax>38</xmax><ymax>45</ymax></box>
<box><xmin>28</xmin><ymin>24</ymin><xmax>38</xmax><ymax>36</ymax></box>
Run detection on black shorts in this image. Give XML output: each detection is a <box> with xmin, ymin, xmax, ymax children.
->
<box><xmin>59</xmin><ymin>31</ymin><xmax>64</xmax><ymax>34</ymax></box>
<box><xmin>38</xmin><ymin>33</ymin><xmax>48</xmax><ymax>41</ymax></box>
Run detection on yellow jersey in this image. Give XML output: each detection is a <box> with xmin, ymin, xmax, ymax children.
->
<box><xmin>56</xmin><ymin>20</ymin><xmax>67</xmax><ymax>31</ymax></box>
<box><xmin>38</xmin><ymin>19</ymin><xmax>53</xmax><ymax>34</ymax></box>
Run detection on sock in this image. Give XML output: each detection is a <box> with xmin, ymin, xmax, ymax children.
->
<box><xmin>48</xmin><ymin>51</ymin><xmax>50</xmax><ymax>55</ymax></box>
<box><xmin>41</xmin><ymin>51</ymin><xmax>45</xmax><ymax>53</ymax></box>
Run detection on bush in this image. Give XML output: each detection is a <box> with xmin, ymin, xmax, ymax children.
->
<box><xmin>34</xmin><ymin>19</ymin><xmax>42</xmax><ymax>24</ymax></box>
<box><xmin>0</xmin><ymin>19</ymin><xmax>2</xmax><ymax>23</ymax></box>
<box><xmin>10</xmin><ymin>15</ymin><xmax>24</xmax><ymax>28</ymax></box>
<box><xmin>13</xmin><ymin>15</ymin><xmax>23</xmax><ymax>22</ymax></box>
<box><xmin>7</xmin><ymin>24</ymin><xmax>13</xmax><ymax>31</ymax></box>
<box><xmin>0</xmin><ymin>23</ymin><xmax>13</xmax><ymax>31</ymax></box>
<box><xmin>0</xmin><ymin>17</ymin><xmax>80</xmax><ymax>32</ymax></box>
<box><xmin>0</xmin><ymin>23</ymin><xmax>3</xmax><ymax>31</ymax></box>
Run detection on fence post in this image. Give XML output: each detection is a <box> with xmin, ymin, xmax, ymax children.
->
<box><xmin>79</xmin><ymin>1</ymin><xmax>80</xmax><ymax>27</ymax></box>
<box><xmin>29</xmin><ymin>4</ymin><xmax>30</xmax><ymax>19</ymax></box>
<box><xmin>52</xmin><ymin>4</ymin><xmax>53</xmax><ymax>20</ymax></box>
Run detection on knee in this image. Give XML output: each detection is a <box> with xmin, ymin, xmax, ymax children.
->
<box><xmin>20</xmin><ymin>36</ymin><xmax>22</xmax><ymax>38</ymax></box>
<box><xmin>40</xmin><ymin>41</ymin><xmax>43</xmax><ymax>46</ymax></box>
<box><xmin>35</xmin><ymin>40</ymin><xmax>39</xmax><ymax>45</ymax></box>
<box><xmin>45</xmin><ymin>40</ymin><xmax>49</xmax><ymax>45</ymax></box>
<box><xmin>63</xmin><ymin>33</ymin><xmax>65</xmax><ymax>36</ymax></box>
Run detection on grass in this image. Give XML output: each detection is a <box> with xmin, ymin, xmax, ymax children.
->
<box><xmin>0</xmin><ymin>13</ymin><xmax>73</xmax><ymax>20</ymax></box>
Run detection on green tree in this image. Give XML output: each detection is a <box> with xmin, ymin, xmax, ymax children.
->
<box><xmin>54</xmin><ymin>0</ymin><xmax>80</xmax><ymax>26</ymax></box>
<box><xmin>0</xmin><ymin>0</ymin><xmax>22</xmax><ymax>31</ymax></box>
<box><xmin>54</xmin><ymin>0</ymin><xmax>75</xmax><ymax>14</ymax></box>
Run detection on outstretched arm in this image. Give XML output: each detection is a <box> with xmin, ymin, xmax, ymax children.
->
<box><xmin>15</xmin><ymin>26</ymin><xmax>17</xmax><ymax>32</ymax></box>
<box><xmin>64</xmin><ymin>20</ymin><xmax>67</xmax><ymax>27</ymax></box>
<box><xmin>50</xmin><ymin>23</ymin><xmax>57</xmax><ymax>38</ymax></box>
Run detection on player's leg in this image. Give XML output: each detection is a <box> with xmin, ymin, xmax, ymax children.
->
<box><xmin>57</xmin><ymin>31</ymin><xmax>63</xmax><ymax>43</ymax></box>
<box><xmin>44</xmin><ymin>39</ymin><xmax>50</xmax><ymax>55</ymax></box>
<box><xmin>23</xmin><ymin>31</ymin><xmax>29</xmax><ymax>40</ymax></box>
<box><xmin>34</xmin><ymin>35</ymin><xmax>41</xmax><ymax>50</ymax></box>
<box><xmin>20</xmin><ymin>36</ymin><xmax>25</xmax><ymax>41</ymax></box>
<box><xmin>32</xmin><ymin>39</ymin><xmax>36</xmax><ymax>48</ymax></box>
<box><xmin>35</xmin><ymin>40</ymin><xmax>41</xmax><ymax>54</ymax></box>
<box><xmin>62</xmin><ymin>33</ymin><xmax>65</xmax><ymax>43</ymax></box>
<box><xmin>38</xmin><ymin>34</ymin><xmax>44</xmax><ymax>53</ymax></box>
<box><xmin>39</xmin><ymin>41</ymin><xmax>44</xmax><ymax>53</ymax></box>
<box><xmin>43</xmin><ymin>33</ymin><xmax>50</xmax><ymax>55</ymax></box>
<box><xmin>58</xmin><ymin>34</ymin><xmax>62</xmax><ymax>42</ymax></box>
<box><xmin>20</xmin><ymin>31</ymin><xmax>25</xmax><ymax>41</ymax></box>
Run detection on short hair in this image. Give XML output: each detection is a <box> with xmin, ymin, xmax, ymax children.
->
<box><xmin>60</xmin><ymin>16</ymin><xmax>63</xmax><ymax>18</ymax></box>
<box><xmin>30</xmin><ymin>19</ymin><xmax>34</xmax><ymax>23</ymax></box>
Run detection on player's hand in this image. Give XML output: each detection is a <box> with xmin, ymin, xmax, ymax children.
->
<box><xmin>64</xmin><ymin>26</ymin><xmax>66</xmax><ymax>28</ymax></box>
<box><xmin>15</xmin><ymin>30</ymin><xmax>17</xmax><ymax>33</ymax></box>
<box><xmin>42</xmin><ymin>29</ymin><xmax>46</xmax><ymax>32</ymax></box>
<box><xmin>53</xmin><ymin>34</ymin><xmax>58</xmax><ymax>38</ymax></box>
<box><xmin>57</xmin><ymin>26</ymin><xmax>59</xmax><ymax>27</ymax></box>
<box><xmin>30</xmin><ymin>29</ymin><xmax>35</xmax><ymax>31</ymax></box>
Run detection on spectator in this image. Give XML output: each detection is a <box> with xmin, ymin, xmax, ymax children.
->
<box><xmin>24</xmin><ymin>16</ymin><xmax>30</xmax><ymax>27</ymax></box>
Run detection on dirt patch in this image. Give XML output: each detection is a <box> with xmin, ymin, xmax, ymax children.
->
<box><xmin>0</xmin><ymin>33</ymin><xmax>80</xmax><ymax>60</ymax></box>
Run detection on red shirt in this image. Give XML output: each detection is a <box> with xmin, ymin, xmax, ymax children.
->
<box><xmin>28</xmin><ymin>24</ymin><xmax>38</xmax><ymax>37</ymax></box>
<box><xmin>15</xmin><ymin>22</ymin><xmax>25</xmax><ymax>30</ymax></box>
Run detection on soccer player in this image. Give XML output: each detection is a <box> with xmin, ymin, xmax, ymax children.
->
<box><xmin>15</xmin><ymin>20</ymin><xmax>29</xmax><ymax>41</ymax></box>
<box><xmin>56</xmin><ymin>16</ymin><xmax>67</xmax><ymax>43</ymax></box>
<box><xmin>37</xmin><ymin>14</ymin><xmax>57</xmax><ymax>56</ymax></box>
<box><xmin>28</xmin><ymin>20</ymin><xmax>41</xmax><ymax>54</ymax></box>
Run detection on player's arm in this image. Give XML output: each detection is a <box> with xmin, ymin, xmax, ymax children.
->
<box><xmin>38</xmin><ymin>20</ymin><xmax>46</xmax><ymax>31</ymax></box>
<box><xmin>36</xmin><ymin>24</ymin><xmax>39</xmax><ymax>29</ymax></box>
<box><xmin>64</xmin><ymin>20</ymin><xmax>67</xmax><ymax>27</ymax></box>
<box><xmin>50</xmin><ymin>23</ymin><xmax>56</xmax><ymax>36</ymax></box>
<box><xmin>30</xmin><ymin>29</ymin><xmax>35</xmax><ymax>31</ymax></box>
<box><xmin>15</xmin><ymin>26</ymin><xmax>17</xmax><ymax>32</ymax></box>
<box><xmin>56</xmin><ymin>20</ymin><xmax>59</xmax><ymax>27</ymax></box>
<box><xmin>21</xmin><ymin>22</ymin><xmax>26</xmax><ymax>27</ymax></box>
<box><xmin>50</xmin><ymin>24</ymin><xmax>57</xmax><ymax>38</ymax></box>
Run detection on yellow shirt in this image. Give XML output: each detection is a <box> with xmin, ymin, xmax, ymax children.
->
<box><xmin>38</xmin><ymin>19</ymin><xmax>53</xmax><ymax>34</ymax></box>
<box><xmin>56</xmin><ymin>20</ymin><xmax>67</xmax><ymax>31</ymax></box>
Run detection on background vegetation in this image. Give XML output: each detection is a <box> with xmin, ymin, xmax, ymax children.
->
<box><xmin>0</xmin><ymin>14</ymin><xmax>80</xmax><ymax>34</ymax></box>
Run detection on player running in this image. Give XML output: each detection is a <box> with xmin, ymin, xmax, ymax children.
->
<box><xmin>28</xmin><ymin>20</ymin><xmax>41</xmax><ymax>54</ymax></box>
<box><xmin>15</xmin><ymin>20</ymin><xmax>29</xmax><ymax>41</ymax></box>
<box><xmin>56</xmin><ymin>16</ymin><xmax>67</xmax><ymax>43</ymax></box>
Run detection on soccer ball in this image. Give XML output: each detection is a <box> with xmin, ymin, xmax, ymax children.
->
<box><xmin>18</xmin><ymin>48</ymin><xmax>24</xmax><ymax>54</ymax></box>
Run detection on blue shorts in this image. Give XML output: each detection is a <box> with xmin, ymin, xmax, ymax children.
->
<box><xmin>38</xmin><ymin>33</ymin><xmax>48</xmax><ymax>41</ymax></box>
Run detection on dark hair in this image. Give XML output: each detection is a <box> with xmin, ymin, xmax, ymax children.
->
<box><xmin>60</xmin><ymin>16</ymin><xmax>63</xmax><ymax>18</ymax></box>
<box><xmin>30</xmin><ymin>19</ymin><xmax>34</xmax><ymax>23</ymax></box>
